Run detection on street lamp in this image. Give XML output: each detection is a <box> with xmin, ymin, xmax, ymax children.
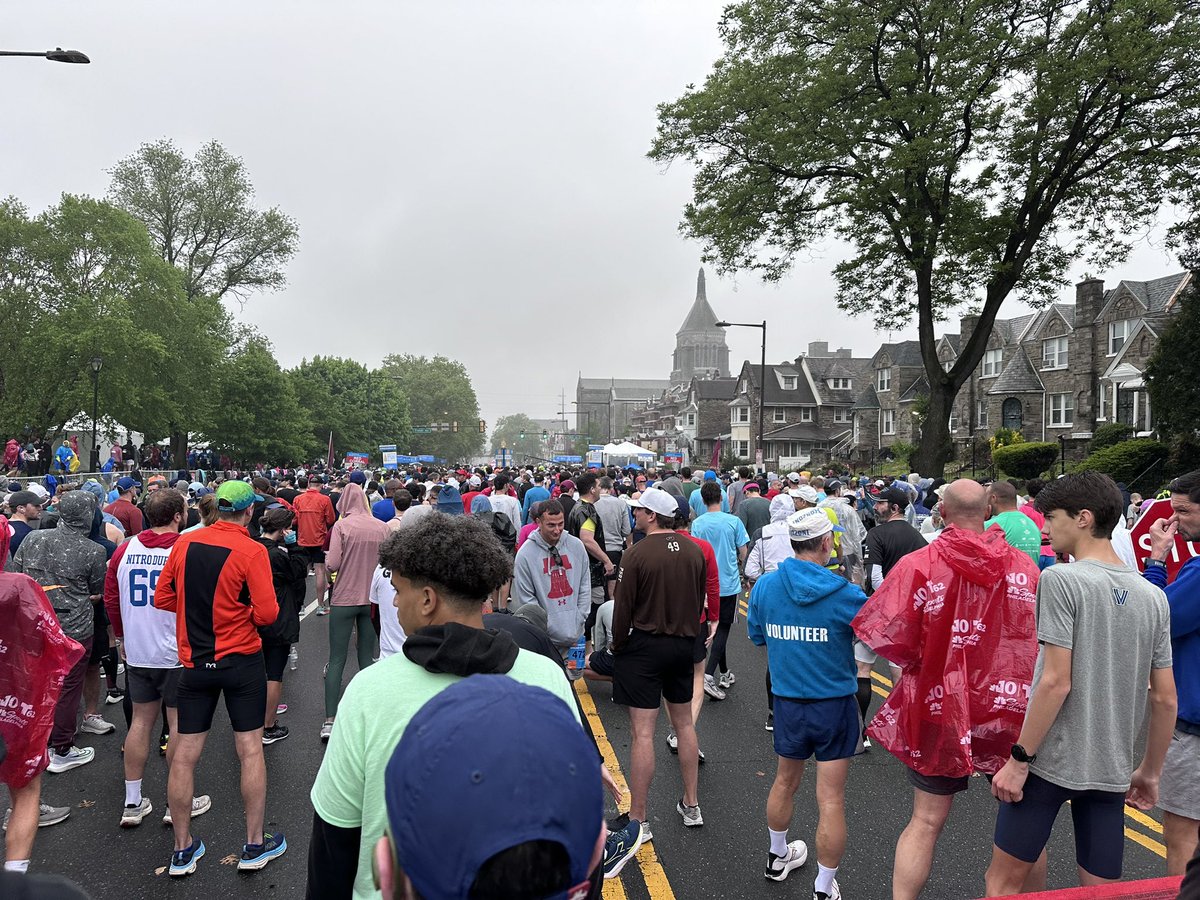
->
<box><xmin>715</xmin><ymin>319</ymin><xmax>767</xmax><ymax>473</ymax></box>
<box><xmin>89</xmin><ymin>356</ymin><xmax>103</xmax><ymax>471</ymax></box>
<box><xmin>0</xmin><ymin>47</ymin><xmax>90</xmax><ymax>63</ymax></box>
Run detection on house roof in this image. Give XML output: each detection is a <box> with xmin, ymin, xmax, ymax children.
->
<box><xmin>987</xmin><ymin>347</ymin><xmax>1046</xmax><ymax>394</ymax></box>
<box><xmin>743</xmin><ymin>361</ymin><xmax>818</xmax><ymax>405</ymax></box>
<box><xmin>693</xmin><ymin>377</ymin><xmax>738</xmax><ymax>401</ymax></box>
<box><xmin>898</xmin><ymin>375</ymin><xmax>929</xmax><ymax>403</ymax></box>
<box><xmin>677</xmin><ymin>268</ymin><xmax>724</xmax><ymax>335</ymax></box>
<box><xmin>994</xmin><ymin>314</ymin><xmax>1036</xmax><ymax>345</ymax></box>
<box><xmin>876</xmin><ymin>340</ymin><xmax>923</xmax><ymax>368</ymax></box>
<box><xmin>578</xmin><ymin>377</ymin><xmax>670</xmax><ymax>396</ymax></box>
<box><xmin>852</xmin><ymin>385</ymin><xmax>880</xmax><ymax>410</ymax></box>
<box><xmin>940</xmin><ymin>333</ymin><xmax>961</xmax><ymax>353</ymax></box>
<box><xmin>1017</xmin><ymin>303</ymin><xmax>1076</xmax><ymax>343</ymax></box>
<box><xmin>1097</xmin><ymin>272</ymin><xmax>1190</xmax><ymax>320</ymax></box>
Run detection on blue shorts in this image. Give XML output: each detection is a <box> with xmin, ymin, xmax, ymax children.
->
<box><xmin>993</xmin><ymin>771</ymin><xmax>1126</xmax><ymax>879</ymax></box>
<box><xmin>772</xmin><ymin>694</ymin><xmax>860</xmax><ymax>761</ymax></box>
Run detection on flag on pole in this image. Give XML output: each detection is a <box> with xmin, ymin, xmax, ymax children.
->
<box><xmin>326</xmin><ymin>431</ymin><xmax>335</xmax><ymax>469</ymax></box>
<box><xmin>710</xmin><ymin>439</ymin><xmax>722</xmax><ymax>470</ymax></box>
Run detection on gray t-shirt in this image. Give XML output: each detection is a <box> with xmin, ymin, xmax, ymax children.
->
<box><xmin>595</xmin><ymin>495</ymin><xmax>631</xmax><ymax>552</ymax></box>
<box><xmin>1030</xmin><ymin>560</ymin><xmax>1172</xmax><ymax>792</ymax></box>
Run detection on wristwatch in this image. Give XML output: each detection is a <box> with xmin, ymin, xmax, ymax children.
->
<box><xmin>1145</xmin><ymin>558</ymin><xmax>1169</xmax><ymax>570</ymax></box>
<box><xmin>1011</xmin><ymin>743</ymin><xmax>1037</xmax><ymax>764</ymax></box>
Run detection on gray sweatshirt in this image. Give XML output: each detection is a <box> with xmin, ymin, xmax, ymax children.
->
<box><xmin>512</xmin><ymin>528</ymin><xmax>591</xmax><ymax>650</ymax></box>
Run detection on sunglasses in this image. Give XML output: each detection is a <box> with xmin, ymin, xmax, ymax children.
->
<box><xmin>550</xmin><ymin>547</ymin><xmax>563</xmax><ymax>569</ymax></box>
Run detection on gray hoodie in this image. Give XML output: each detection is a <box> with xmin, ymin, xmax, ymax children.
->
<box><xmin>512</xmin><ymin>527</ymin><xmax>591</xmax><ymax>650</ymax></box>
<box><xmin>9</xmin><ymin>492</ymin><xmax>106</xmax><ymax>641</ymax></box>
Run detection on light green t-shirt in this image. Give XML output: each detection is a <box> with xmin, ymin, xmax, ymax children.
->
<box><xmin>310</xmin><ymin>648</ymin><xmax>581</xmax><ymax>900</ymax></box>
<box><xmin>985</xmin><ymin>510</ymin><xmax>1042</xmax><ymax>564</ymax></box>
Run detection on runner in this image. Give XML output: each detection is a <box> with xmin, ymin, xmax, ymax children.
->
<box><xmin>985</xmin><ymin>480</ymin><xmax>1042</xmax><ymax>564</ymax></box>
<box><xmin>691</xmin><ymin>480</ymin><xmax>749</xmax><ymax>700</ymax></box>
<box><xmin>256</xmin><ymin>506</ymin><xmax>307</xmax><ymax>745</ymax></box>
<box><xmin>153</xmin><ymin>480</ymin><xmax>284</xmax><ymax>877</ymax></box>
<box><xmin>566</xmin><ymin>473</ymin><xmax>613</xmax><ymax>648</ymax></box>
<box><xmin>292</xmin><ymin>475</ymin><xmax>336</xmax><ymax>616</ymax></box>
<box><xmin>511</xmin><ymin>499</ymin><xmax>591</xmax><ymax>658</ymax></box>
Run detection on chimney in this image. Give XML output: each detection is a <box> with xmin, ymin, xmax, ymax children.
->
<box><xmin>1074</xmin><ymin>276</ymin><xmax>1104</xmax><ymax>327</ymax></box>
<box><xmin>808</xmin><ymin>341</ymin><xmax>829</xmax><ymax>357</ymax></box>
<box><xmin>960</xmin><ymin>313</ymin><xmax>980</xmax><ymax>350</ymax></box>
<box><xmin>1074</xmin><ymin>277</ymin><xmax>1104</xmax><ymax>428</ymax></box>
<box><xmin>835</xmin><ymin>347</ymin><xmax>852</xmax><ymax>358</ymax></box>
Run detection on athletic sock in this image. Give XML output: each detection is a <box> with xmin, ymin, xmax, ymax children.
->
<box><xmin>4</xmin><ymin>860</ymin><xmax>30</xmax><ymax>873</ymax></box>
<box><xmin>768</xmin><ymin>827</ymin><xmax>788</xmax><ymax>857</ymax></box>
<box><xmin>815</xmin><ymin>863</ymin><xmax>839</xmax><ymax>894</ymax></box>
<box><xmin>856</xmin><ymin>677</ymin><xmax>872</xmax><ymax>722</ymax></box>
<box><xmin>125</xmin><ymin>779</ymin><xmax>142</xmax><ymax>806</ymax></box>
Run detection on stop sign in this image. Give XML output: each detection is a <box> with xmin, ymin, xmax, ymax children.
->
<box><xmin>1129</xmin><ymin>498</ymin><xmax>1200</xmax><ymax>583</ymax></box>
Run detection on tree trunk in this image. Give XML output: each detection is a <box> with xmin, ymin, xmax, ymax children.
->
<box><xmin>170</xmin><ymin>429</ymin><xmax>188</xmax><ymax>472</ymax></box>
<box><xmin>912</xmin><ymin>379</ymin><xmax>955</xmax><ymax>475</ymax></box>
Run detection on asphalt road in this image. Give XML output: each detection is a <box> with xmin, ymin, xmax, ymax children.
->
<box><xmin>1</xmin><ymin>581</ymin><xmax>1171</xmax><ymax>900</ymax></box>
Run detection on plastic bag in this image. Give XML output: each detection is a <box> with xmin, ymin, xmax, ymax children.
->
<box><xmin>0</xmin><ymin>573</ymin><xmax>85</xmax><ymax>789</ymax></box>
<box><xmin>852</xmin><ymin>526</ymin><xmax>1039</xmax><ymax>777</ymax></box>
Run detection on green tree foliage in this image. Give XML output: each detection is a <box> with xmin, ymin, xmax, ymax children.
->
<box><xmin>380</xmin><ymin>355</ymin><xmax>483</xmax><ymax>463</ymax></box>
<box><xmin>650</xmin><ymin>0</ymin><xmax>1200</xmax><ymax>474</ymax></box>
<box><xmin>289</xmin><ymin>356</ymin><xmax>411</xmax><ymax>463</ymax></box>
<box><xmin>1146</xmin><ymin>285</ymin><xmax>1200</xmax><ymax>438</ymax></box>
<box><xmin>0</xmin><ymin>195</ymin><xmax>219</xmax><ymax>441</ymax></box>
<box><xmin>1073</xmin><ymin>438</ymin><xmax>1170</xmax><ymax>489</ymax></box>
<box><xmin>206</xmin><ymin>337</ymin><xmax>312</xmax><ymax>465</ymax></box>
<box><xmin>491</xmin><ymin>414</ymin><xmax>552</xmax><ymax>462</ymax></box>
<box><xmin>993</xmin><ymin>442</ymin><xmax>1058</xmax><ymax>479</ymax></box>
<box><xmin>1089</xmin><ymin>422</ymin><xmax>1135</xmax><ymax>453</ymax></box>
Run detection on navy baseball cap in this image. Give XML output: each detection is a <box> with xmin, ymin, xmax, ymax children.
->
<box><xmin>348</xmin><ymin>470</ymin><xmax>367</xmax><ymax>485</ymax></box>
<box><xmin>115</xmin><ymin>476</ymin><xmax>141</xmax><ymax>492</ymax></box>
<box><xmin>384</xmin><ymin>675</ymin><xmax>603</xmax><ymax>900</ymax></box>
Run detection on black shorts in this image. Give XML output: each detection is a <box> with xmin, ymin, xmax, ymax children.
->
<box><xmin>692</xmin><ymin>627</ymin><xmax>708</xmax><ymax>664</ymax></box>
<box><xmin>993</xmin><ymin>771</ymin><xmax>1126</xmax><ymax>879</ymax></box>
<box><xmin>297</xmin><ymin>545</ymin><xmax>326</xmax><ymax>565</ymax></box>
<box><xmin>588</xmin><ymin>648</ymin><xmax>614</xmax><ymax>677</ymax></box>
<box><xmin>126</xmin><ymin>665</ymin><xmax>182</xmax><ymax>706</ymax></box>
<box><xmin>718</xmin><ymin>594</ymin><xmax>737</xmax><ymax>625</ymax></box>
<box><xmin>612</xmin><ymin>629</ymin><xmax>695</xmax><ymax>709</ymax></box>
<box><xmin>263</xmin><ymin>643</ymin><xmax>290</xmax><ymax>682</ymax></box>
<box><xmin>89</xmin><ymin>605</ymin><xmax>111</xmax><ymax>663</ymax></box>
<box><xmin>176</xmin><ymin>652</ymin><xmax>267</xmax><ymax>734</ymax></box>
<box><xmin>605</xmin><ymin>550</ymin><xmax>623</xmax><ymax>581</ymax></box>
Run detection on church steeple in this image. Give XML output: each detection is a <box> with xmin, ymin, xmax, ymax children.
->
<box><xmin>671</xmin><ymin>267</ymin><xmax>730</xmax><ymax>384</ymax></box>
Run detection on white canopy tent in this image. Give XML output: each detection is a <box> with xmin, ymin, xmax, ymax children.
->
<box><xmin>602</xmin><ymin>440</ymin><xmax>657</xmax><ymax>467</ymax></box>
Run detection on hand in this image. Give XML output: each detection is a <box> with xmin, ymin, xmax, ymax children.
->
<box><xmin>1126</xmin><ymin>767</ymin><xmax>1159</xmax><ymax>810</ymax></box>
<box><xmin>117</xmin><ymin>641</ymin><xmax>126</xmax><ymax>663</ymax></box>
<box><xmin>1148</xmin><ymin>518</ymin><xmax>1178</xmax><ymax>558</ymax></box>
<box><xmin>706</xmin><ymin>621</ymin><xmax>717</xmax><ymax>649</ymax></box>
<box><xmin>603</xmin><ymin>560</ymin><xmax>615</xmax><ymax>576</ymax></box>
<box><xmin>991</xmin><ymin>758</ymin><xmax>1029</xmax><ymax>804</ymax></box>
<box><xmin>600</xmin><ymin>763</ymin><xmax>622</xmax><ymax>805</ymax></box>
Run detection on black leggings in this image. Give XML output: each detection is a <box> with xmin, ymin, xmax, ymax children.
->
<box><xmin>704</xmin><ymin>595</ymin><xmax>738</xmax><ymax>678</ymax></box>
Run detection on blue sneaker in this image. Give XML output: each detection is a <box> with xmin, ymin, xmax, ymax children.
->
<box><xmin>238</xmin><ymin>831</ymin><xmax>287</xmax><ymax>871</ymax></box>
<box><xmin>169</xmin><ymin>837</ymin><xmax>205</xmax><ymax>877</ymax></box>
<box><xmin>602</xmin><ymin>819</ymin><xmax>642</xmax><ymax>880</ymax></box>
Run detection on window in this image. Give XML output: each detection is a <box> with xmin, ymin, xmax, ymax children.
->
<box><xmin>976</xmin><ymin>400</ymin><xmax>989</xmax><ymax>429</ymax></box>
<box><xmin>800</xmin><ymin>407</ymin><xmax>814</xmax><ymax>423</ymax></box>
<box><xmin>876</xmin><ymin>367</ymin><xmax>891</xmax><ymax>391</ymax></box>
<box><xmin>732</xmin><ymin>407</ymin><xmax>749</xmax><ymax>424</ymax></box>
<box><xmin>1049</xmin><ymin>393</ymin><xmax>1073</xmax><ymax>427</ymax></box>
<box><xmin>828</xmin><ymin>378</ymin><xmax>852</xmax><ymax>390</ymax></box>
<box><xmin>882</xmin><ymin>409</ymin><xmax>896</xmax><ymax>434</ymax></box>
<box><xmin>1109</xmin><ymin>319</ymin><xmax>1131</xmax><ymax>355</ymax></box>
<box><xmin>1042</xmin><ymin>337</ymin><xmax>1069</xmax><ymax>369</ymax></box>
<box><xmin>686</xmin><ymin>413</ymin><xmax>695</xmax><ymax>426</ymax></box>
<box><xmin>948</xmin><ymin>408</ymin><xmax>958</xmax><ymax>432</ymax></box>
<box><xmin>781</xmin><ymin>375</ymin><xmax>797</xmax><ymax>390</ymax></box>
<box><xmin>982</xmin><ymin>349</ymin><xmax>1004</xmax><ymax>377</ymax></box>
<box><xmin>735</xmin><ymin>441</ymin><xmax>749</xmax><ymax>457</ymax></box>
<box><xmin>834</xmin><ymin>408</ymin><xmax>852</xmax><ymax>424</ymax></box>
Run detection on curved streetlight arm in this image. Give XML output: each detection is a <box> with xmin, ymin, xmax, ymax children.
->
<box><xmin>0</xmin><ymin>48</ymin><xmax>90</xmax><ymax>63</ymax></box>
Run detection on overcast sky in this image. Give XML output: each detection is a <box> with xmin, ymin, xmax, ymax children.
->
<box><xmin>6</xmin><ymin>2</ymin><xmax>1184</xmax><ymax>433</ymax></box>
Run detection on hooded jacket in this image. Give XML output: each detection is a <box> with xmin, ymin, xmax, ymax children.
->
<box><xmin>434</xmin><ymin>483</ymin><xmax>465</xmax><ymax>517</ymax></box>
<box><xmin>257</xmin><ymin>536</ymin><xmax>307</xmax><ymax>645</ymax></box>
<box><xmin>851</xmin><ymin>525</ymin><xmax>1039</xmax><ymax>777</ymax></box>
<box><xmin>327</xmin><ymin>483</ymin><xmax>391</xmax><ymax>606</ymax></box>
<box><xmin>8</xmin><ymin>492</ymin><xmax>107</xmax><ymax>641</ymax></box>
<box><xmin>748</xmin><ymin>556</ymin><xmax>867</xmax><ymax>699</ymax></box>
<box><xmin>511</xmin><ymin>526</ymin><xmax>591</xmax><ymax>649</ymax></box>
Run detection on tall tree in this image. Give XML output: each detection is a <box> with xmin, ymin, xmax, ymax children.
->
<box><xmin>491</xmin><ymin>414</ymin><xmax>552</xmax><ymax>463</ymax></box>
<box><xmin>289</xmin><ymin>356</ymin><xmax>411</xmax><ymax>462</ymax></box>
<box><xmin>651</xmin><ymin>0</ymin><xmax>1200</xmax><ymax>472</ymax></box>
<box><xmin>380</xmin><ymin>355</ymin><xmax>483</xmax><ymax>463</ymax></box>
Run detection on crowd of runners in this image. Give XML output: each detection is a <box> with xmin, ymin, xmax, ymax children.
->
<box><xmin>1</xmin><ymin>460</ymin><xmax>1199</xmax><ymax>899</ymax></box>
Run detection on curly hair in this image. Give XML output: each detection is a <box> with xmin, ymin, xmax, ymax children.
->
<box><xmin>378</xmin><ymin>512</ymin><xmax>513</xmax><ymax>606</ymax></box>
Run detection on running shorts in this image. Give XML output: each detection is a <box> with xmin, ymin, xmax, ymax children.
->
<box><xmin>297</xmin><ymin>545</ymin><xmax>326</xmax><ymax>566</ymax></box>
<box><xmin>772</xmin><ymin>694</ymin><xmax>860</xmax><ymax>762</ymax></box>
<box><xmin>1159</xmin><ymin>727</ymin><xmax>1200</xmax><ymax>820</ymax></box>
<box><xmin>263</xmin><ymin>643</ymin><xmax>290</xmax><ymax>682</ymax></box>
<box><xmin>613</xmin><ymin>629</ymin><xmax>695</xmax><ymax>709</ymax></box>
<box><xmin>176</xmin><ymin>652</ymin><xmax>267</xmax><ymax>734</ymax></box>
<box><xmin>126</xmin><ymin>665</ymin><xmax>182</xmax><ymax>706</ymax></box>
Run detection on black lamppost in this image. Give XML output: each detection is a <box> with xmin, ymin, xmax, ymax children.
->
<box><xmin>715</xmin><ymin>319</ymin><xmax>767</xmax><ymax>473</ymax></box>
<box><xmin>0</xmin><ymin>48</ymin><xmax>89</xmax><ymax>63</ymax></box>
<box><xmin>1059</xmin><ymin>433</ymin><xmax>1067</xmax><ymax>476</ymax></box>
<box><xmin>89</xmin><ymin>356</ymin><xmax>102</xmax><ymax>471</ymax></box>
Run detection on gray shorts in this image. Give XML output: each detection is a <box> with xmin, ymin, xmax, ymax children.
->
<box><xmin>1159</xmin><ymin>728</ymin><xmax>1200</xmax><ymax>820</ymax></box>
<box><xmin>126</xmin><ymin>665</ymin><xmax>182</xmax><ymax>706</ymax></box>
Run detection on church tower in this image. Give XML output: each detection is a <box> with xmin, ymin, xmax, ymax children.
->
<box><xmin>671</xmin><ymin>267</ymin><xmax>730</xmax><ymax>385</ymax></box>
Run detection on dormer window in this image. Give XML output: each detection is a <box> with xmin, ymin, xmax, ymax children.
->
<box><xmin>781</xmin><ymin>375</ymin><xmax>797</xmax><ymax>390</ymax></box>
<box><xmin>1109</xmin><ymin>320</ymin><xmax>1131</xmax><ymax>355</ymax></box>
<box><xmin>876</xmin><ymin>368</ymin><xmax>891</xmax><ymax>392</ymax></box>
<box><xmin>828</xmin><ymin>378</ymin><xmax>852</xmax><ymax>390</ymax></box>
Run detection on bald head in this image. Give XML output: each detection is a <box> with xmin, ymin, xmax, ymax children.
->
<box><xmin>987</xmin><ymin>480</ymin><xmax>1019</xmax><ymax>513</ymax></box>
<box><xmin>940</xmin><ymin>479</ymin><xmax>989</xmax><ymax>531</ymax></box>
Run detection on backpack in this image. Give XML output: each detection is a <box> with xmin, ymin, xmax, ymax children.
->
<box><xmin>476</xmin><ymin>510</ymin><xmax>517</xmax><ymax>551</ymax></box>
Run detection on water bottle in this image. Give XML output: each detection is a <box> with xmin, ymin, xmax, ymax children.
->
<box><xmin>289</xmin><ymin>645</ymin><xmax>299</xmax><ymax>671</ymax></box>
<box><xmin>568</xmin><ymin>634</ymin><xmax>586</xmax><ymax>675</ymax></box>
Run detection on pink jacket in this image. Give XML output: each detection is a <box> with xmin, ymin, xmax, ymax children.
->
<box><xmin>326</xmin><ymin>484</ymin><xmax>391</xmax><ymax>606</ymax></box>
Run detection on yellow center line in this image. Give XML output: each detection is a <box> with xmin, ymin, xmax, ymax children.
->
<box><xmin>574</xmin><ymin>679</ymin><xmax>678</xmax><ymax>900</ymax></box>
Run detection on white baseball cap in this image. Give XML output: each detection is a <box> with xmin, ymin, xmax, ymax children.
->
<box><xmin>788</xmin><ymin>485</ymin><xmax>820</xmax><ymax>503</ymax></box>
<box><xmin>625</xmin><ymin>487</ymin><xmax>677</xmax><ymax>517</ymax></box>
<box><xmin>787</xmin><ymin>508</ymin><xmax>843</xmax><ymax>541</ymax></box>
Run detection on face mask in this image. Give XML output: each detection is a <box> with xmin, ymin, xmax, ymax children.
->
<box><xmin>283</xmin><ymin>531</ymin><xmax>297</xmax><ymax>545</ymax></box>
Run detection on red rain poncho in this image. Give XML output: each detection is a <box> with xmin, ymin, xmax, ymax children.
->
<box><xmin>0</xmin><ymin>571</ymin><xmax>85</xmax><ymax>788</ymax></box>
<box><xmin>851</xmin><ymin>525</ymin><xmax>1040</xmax><ymax>777</ymax></box>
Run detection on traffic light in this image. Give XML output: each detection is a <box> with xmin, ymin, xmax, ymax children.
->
<box><xmin>478</xmin><ymin>419</ymin><xmax>486</xmax><ymax>433</ymax></box>
<box><xmin>520</xmin><ymin>431</ymin><xmax>526</xmax><ymax>439</ymax></box>
<box><xmin>542</xmin><ymin>430</ymin><xmax>549</xmax><ymax>440</ymax></box>
<box><xmin>452</xmin><ymin>421</ymin><xmax>459</xmax><ymax>433</ymax></box>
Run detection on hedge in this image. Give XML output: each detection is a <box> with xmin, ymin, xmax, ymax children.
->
<box><xmin>1089</xmin><ymin>422</ymin><xmax>1134</xmax><ymax>453</ymax></box>
<box><xmin>993</xmin><ymin>442</ymin><xmax>1059</xmax><ymax>480</ymax></box>
<box><xmin>1072</xmin><ymin>438</ymin><xmax>1170</xmax><ymax>487</ymax></box>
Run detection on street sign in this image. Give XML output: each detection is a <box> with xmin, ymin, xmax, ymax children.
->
<box><xmin>379</xmin><ymin>444</ymin><xmax>397</xmax><ymax>468</ymax></box>
<box><xmin>553</xmin><ymin>455</ymin><xmax>583</xmax><ymax>463</ymax></box>
<box><xmin>1130</xmin><ymin>498</ymin><xmax>1199</xmax><ymax>583</ymax></box>
<box><xmin>412</xmin><ymin>426</ymin><xmax>432</xmax><ymax>434</ymax></box>
<box><xmin>344</xmin><ymin>451</ymin><xmax>370</xmax><ymax>468</ymax></box>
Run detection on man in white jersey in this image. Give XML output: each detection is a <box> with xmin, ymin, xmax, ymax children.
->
<box><xmin>104</xmin><ymin>489</ymin><xmax>211</xmax><ymax>828</ymax></box>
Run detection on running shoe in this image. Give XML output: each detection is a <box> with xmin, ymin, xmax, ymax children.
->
<box><xmin>47</xmin><ymin>746</ymin><xmax>94</xmax><ymax>773</ymax></box>
<box><xmin>718</xmin><ymin>670</ymin><xmax>736</xmax><ymax>689</ymax></box>
<box><xmin>601</xmin><ymin>819</ymin><xmax>642</xmax><ymax>879</ymax></box>
<box><xmin>120</xmin><ymin>798</ymin><xmax>153</xmax><ymax>828</ymax></box>
<box><xmin>238</xmin><ymin>831</ymin><xmax>287</xmax><ymax>871</ymax></box>
<box><xmin>159</xmin><ymin>733</ymin><xmax>169</xmax><ymax>756</ymax></box>
<box><xmin>315</xmin><ymin>606</ymin><xmax>329</xmax><ymax>617</ymax></box>
<box><xmin>641</xmin><ymin>821</ymin><xmax>653</xmax><ymax>842</ymax></box>
<box><xmin>676</xmin><ymin>799</ymin><xmax>703</xmax><ymax>827</ymax></box>
<box><xmin>814</xmin><ymin>879</ymin><xmax>841</xmax><ymax>900</ymax></box>
<box><xmin>262</xmin><ymin>725</ymin><xmax>290</xmax><ymax>745</ymax></box>
<box><xmin>80</xmin><ymin>713</ymin><xmax>115</xmax><ymax>734</ymax></box>
<box><xmin>765</xmin><ymin>712</ymin><xmax>774</xmax><ymax>732</ymax></box>
<box><xmin>765</xmin><ymin>839</ymin><xmax>808</xmax><ymax>881</ymax></box>
<box><xmin>698</xmin><ymin>748</ymin><xmax>706</xmax><ymax>764</ymax></box>
<box><xmin>163</xmin><ymin>795</ymin><xmax>212</xmax><ymax>825</ymax></box>
<box><xmin>275</xmin><ymin>703</ymin><xmax>288</xmax><ymax>715</ymax></box>
<box><xmin>703</xmin><ymin>675</ymin><xmax>726</xmax><ymax>701</ymax></box>
<box><xmin>3</xmin><ymin>803</ymin><xmax>70</xmax><ymax>831</ymax></box>
<box><xmin>666</xmin><ymin>730</ymin><xmax>678</xmax><ymax>753</ymax></box>
<box><xmin>105</xmin><ymin>687</ymin><xmax>125</xmax><ymax>704</ymax></box>
<box><xmin>320</xmin><ymin>721</ymin><xmax>333</xmax><ymax>742</ymax></box>
<box><xmin>169</xmin><ymin>837</ymin><xmax>205</xmax><ymax>877</ymax></box>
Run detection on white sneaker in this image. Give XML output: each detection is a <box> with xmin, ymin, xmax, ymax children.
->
<box><xmin>320</xmin><ymin>721</ymin><xmax>333</xmax><ymax>742</ymax></box>
<box><xmin>121</xmin><ymin>797</ymin><xmax>153</xmax><ymax>827</ymax></box>
<box><xmin>162</xmin><ymin>795</ymin><xmax>211</xmax><ymax>825</ymax></box>
<box><xmin>666</xmin><ymin>731</ymin><xmax>678</xmax><ymax>753</ymax></box>
<box><xmin>47</xmin><ymin>746</ymin><xmax>95</xmax><ymax>773</ymax></box>
<box><xmin>765</xmin><ymin>839</ymin><xmax>808</xmax><ymax>881</ymax></box>
<box><xmin>3</xmin><ymin>803</ymin><xmax>70</xmax><ymax>830</ymax></box>
<box><xmin>703</xmin><ymin>675</ymin><xmax>726</xmax><ymax>701</ymax></box>
<box><xmin>80</xmin><ymin>714</ymin><xmax>115</xmax><ymax>735</ymax></box>
<box><xmin>719</xmin><ymin>670</ymin><xmax>736</xmax><ymax>689</ymax></box>
<box><xmin>676</xmin><ymin>798</ymin><xmax>703</xmax><ymax>827</ymax></box>
<box><xmin>814</xmin><ymin>879</ymin><xmax>841</xmax><ymax>900</ymax></box>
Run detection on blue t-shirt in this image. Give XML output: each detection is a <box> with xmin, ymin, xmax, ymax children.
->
<box><xmin>371</xmin><ymin>498</ymin><xmax>395</xmax><ymax>523</ymax></box>
<box><xmin>689</xmin><ymin>483</ymin><xmax>729</xmax><ymax>517</ymax></box>
<box><xmin>691</xmin><ymin>511</ymin><xmax>750</xmax><ymax>596</ymax></box>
